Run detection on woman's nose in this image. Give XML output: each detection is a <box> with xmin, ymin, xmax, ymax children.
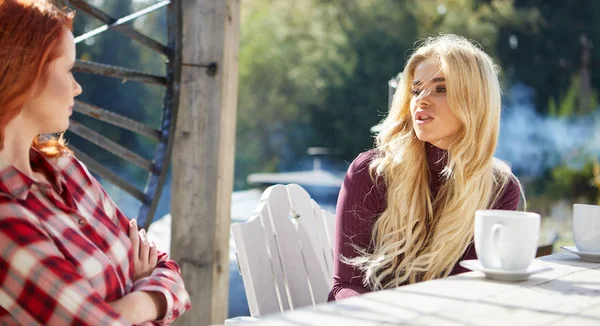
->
<box><xmin>416</xmin><ymin>89</ymin><xmax>432</xmax><ymax>106</ymax></box>
<box><xmin>73</xmin><ymin>79</ymin><xmax>82</xmax><ymax>97</ymax></box>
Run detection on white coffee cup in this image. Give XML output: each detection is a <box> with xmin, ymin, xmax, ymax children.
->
<box><xmin>573</xmin><ymin>204</ymin><xmax>600</xmax><ymax>253</ymax></box>
<box><xmin>475</xmin><ymin>210</ymin><xmax>540</xmax><ymax>271</ymax></box>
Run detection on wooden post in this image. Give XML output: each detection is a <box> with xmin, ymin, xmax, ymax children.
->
<box><xmin>171</xmin><ymin>0</ymin><xmax>240</xmax><ymax>325</ymax></box>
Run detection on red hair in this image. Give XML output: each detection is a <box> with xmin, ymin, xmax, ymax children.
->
<box><xmin>0</xmin><ymin>0</ymin><xmax>75</xmax><ymax>158</ymax></box>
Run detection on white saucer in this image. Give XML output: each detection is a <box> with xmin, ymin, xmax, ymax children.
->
<box><xmin>459</xmin><ymin>259</ymin><xmax>552</xmax><ymax>282</ymax></box>
<box><xmin>561</xmin><ymin>246</ymin><xmax>600</xmax><ymax>263</ymax></box>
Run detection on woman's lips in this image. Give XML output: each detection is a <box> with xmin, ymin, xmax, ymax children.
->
<box><xmin>415</xmin><ymin>118</ymin><xmax>433</xmax><ymax>125</ymax></box>
<box><xmin>414</xmin><ymin>111</ymin><xmax>434</xmax><ymax>125</ymax></box>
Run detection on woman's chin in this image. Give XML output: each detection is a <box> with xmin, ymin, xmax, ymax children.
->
<box><xmin>414</xmin><ymin>133</ymin><xmax>434</xmax><ymax>144</ymax></box>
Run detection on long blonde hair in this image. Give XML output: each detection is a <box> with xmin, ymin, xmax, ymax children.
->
<box><xmin>348</xmin><ymin>34</ymin><xmax>522</xmax><ymax>290</ymax></box>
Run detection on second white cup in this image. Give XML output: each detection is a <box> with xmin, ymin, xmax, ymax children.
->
<box><xmin>573</xmin><ymin>204</ymin><xmax>600</xmax><ymax>253</ymax></box>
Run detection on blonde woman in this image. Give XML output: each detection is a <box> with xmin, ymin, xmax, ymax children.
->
<box><xmin>328</xmin><ymin>34</ymin><xmax>522</xmax><ymax>300</ymax></box>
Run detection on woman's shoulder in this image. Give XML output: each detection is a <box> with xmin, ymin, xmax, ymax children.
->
<box><xmin>343</xmin><ymin>149</ymin><xmax>386</xmax><ymax>197</ymax></box>
<box><xmin>348</xmin><ymin>149</ymin><xmax>380</xmax><ymax>175</ymax></box>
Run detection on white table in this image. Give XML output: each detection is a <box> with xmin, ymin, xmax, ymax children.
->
<box><xmin>247</xmin><ymin>253</ymin><xmax>600</xmax><ymax>325</ymax></box>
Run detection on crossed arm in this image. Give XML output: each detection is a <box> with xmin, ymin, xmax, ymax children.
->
<box><xmin>0</xmin><ymin>206</ymin><xmax>189</xmax><ymax>325</ymax></box>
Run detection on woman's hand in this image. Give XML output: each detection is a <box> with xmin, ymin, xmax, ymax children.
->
<box><xmin>129</xmin><ymin>219</ymin><xmax>158</xmax><ymax>282</ymax></box>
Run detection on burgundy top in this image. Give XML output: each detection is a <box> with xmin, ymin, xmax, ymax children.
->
<box><xmin>328</xmin><ymin>144</ymin><xmax>521</xmax><ymax>301</ymax></box>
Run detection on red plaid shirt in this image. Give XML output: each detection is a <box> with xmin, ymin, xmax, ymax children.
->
<box><xmin>0</xmin><ymin>148</ymin><xmax>191</xmax><ymax>325</ymax></box>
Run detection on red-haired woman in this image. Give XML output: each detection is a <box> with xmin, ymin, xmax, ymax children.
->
<box><xmin>0</xmin><ymin>1</ymin><xmax>191</xmax><ymax>325</ymax></box>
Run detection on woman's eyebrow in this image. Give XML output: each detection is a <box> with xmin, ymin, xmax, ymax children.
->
<box><xmin>412</xmin><ymin>77</ymin><xmax>446</xmax><ymax>85</ymax></box>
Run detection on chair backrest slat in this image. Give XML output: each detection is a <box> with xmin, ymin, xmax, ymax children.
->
<box><xmin>231</xmin><ymin>204</ymin><xmax>282</xmax><ymax>317</ymax></box>
<box><xmin>286</xmin><ymin>185</ymin><xmax>331</xmax><ymax>293</ymax></box>
<box><xmin>262</xmin><ymin>185</ymin><xmax>314</xmax><ymax>310</ymax></box>
<box><xmin>311</xmin><ymin>200</ymin><xmax>334</xmax><ymax>285</ymax></box>
<box><xmin>322</xmin><ymin>210</ymin><xmax>336</xmax><ymax>256</ymax></box>
<box><xmin>254</xmin><ymin>199</ymin><xmax>291</xmax><ymax>313</ymax></box>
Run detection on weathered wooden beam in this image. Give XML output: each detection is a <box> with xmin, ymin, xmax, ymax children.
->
<box><xmin>69</xmin><ymin>120</ymin><xmax>157</xmax><ymax>174</ymax></box>
<box><xmin>69</xmin><ymin>0</ymin><xmax>170</xmax><ymax>55</ymax></box>
<box><xmin>74</xmin><ymin>100</ymin><xmax>162</xmax><ymax>141</ymax></box>
<box><xmin>171</xmin><ymin>0</ymin><xmax>240</xmax><ymax>324</ymax></box>
<box><xmin>74</xmin><ymin>60</ymin><xmax>167</xmax><ymax>86</ymax></box>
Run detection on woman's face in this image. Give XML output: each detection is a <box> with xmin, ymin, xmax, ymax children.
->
<box><xmin>21</xmin><ymin>27</ymin><xmax>82</xmax><ymax>134</ymax></box>
<box><xmin>409</xmin><ymin>58</ymin><xmax>461</xmax><ymax>150</ymax></box>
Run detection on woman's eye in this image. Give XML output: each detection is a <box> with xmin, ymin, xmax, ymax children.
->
<box><xmin>410</xmin><ymin>89</ymin><xmax>421</xmax><ymax>95</ymax></box>
<box><xmin>437</xmin><ymin>87</ymin><xmax>446</xmax><ymax>92</ymax></box>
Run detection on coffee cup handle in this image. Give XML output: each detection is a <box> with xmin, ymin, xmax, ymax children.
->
<box><xmin>491</xmin><ymin>223</ymin><xmax>504</xmax><ymax>268</ymax></box>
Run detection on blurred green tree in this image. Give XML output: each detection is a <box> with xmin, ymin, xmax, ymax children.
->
<box><xmin>495</xmin><ymin>0</ymin><xmax>600</xmax><ymax>113</ymax></box>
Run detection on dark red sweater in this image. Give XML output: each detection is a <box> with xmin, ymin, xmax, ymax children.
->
<box><xmin>328</xmin><ymin>144</ymin><xmax>521</xmax><ymax>301</ymax></box>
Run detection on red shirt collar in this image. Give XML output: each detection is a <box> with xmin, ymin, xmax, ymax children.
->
<box><xmin>0</xmin><ymin>147</ymin><xmax>65</xmax><ymax>200</ymax></box>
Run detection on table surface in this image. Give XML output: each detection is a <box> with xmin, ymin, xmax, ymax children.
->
<box><xmin>246</xmin><ymin>252</ymin><xmax>600</xmax><ymax>326</ymax></box>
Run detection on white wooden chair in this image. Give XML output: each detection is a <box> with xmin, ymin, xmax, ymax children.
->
<box><xmin>231</xmin><ymin>183</ymin><xmax>336</xmax><ymax>319</ymax></box>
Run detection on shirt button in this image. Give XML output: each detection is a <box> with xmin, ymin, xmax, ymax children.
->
<box><xmin>77</xmin><ymin>219</ymin><xmax>86</xmax><ymax>226</ymax></box>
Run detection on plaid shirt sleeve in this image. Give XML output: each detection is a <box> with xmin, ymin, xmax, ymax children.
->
<box><xmin>0</xmin><ymin>208</ymin><xmax>130</xmax><ymax>325</ymax></box>
<box><xmin>80</xmin><ymin>161</ymin><xmax>192</xmax><ymax>325</ymax></box>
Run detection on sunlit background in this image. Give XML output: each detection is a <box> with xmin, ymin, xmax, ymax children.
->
<box><xmin>68</xmin><ymin>0</ymin><xmax>600</xmax><ymax>318</ymax></box>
